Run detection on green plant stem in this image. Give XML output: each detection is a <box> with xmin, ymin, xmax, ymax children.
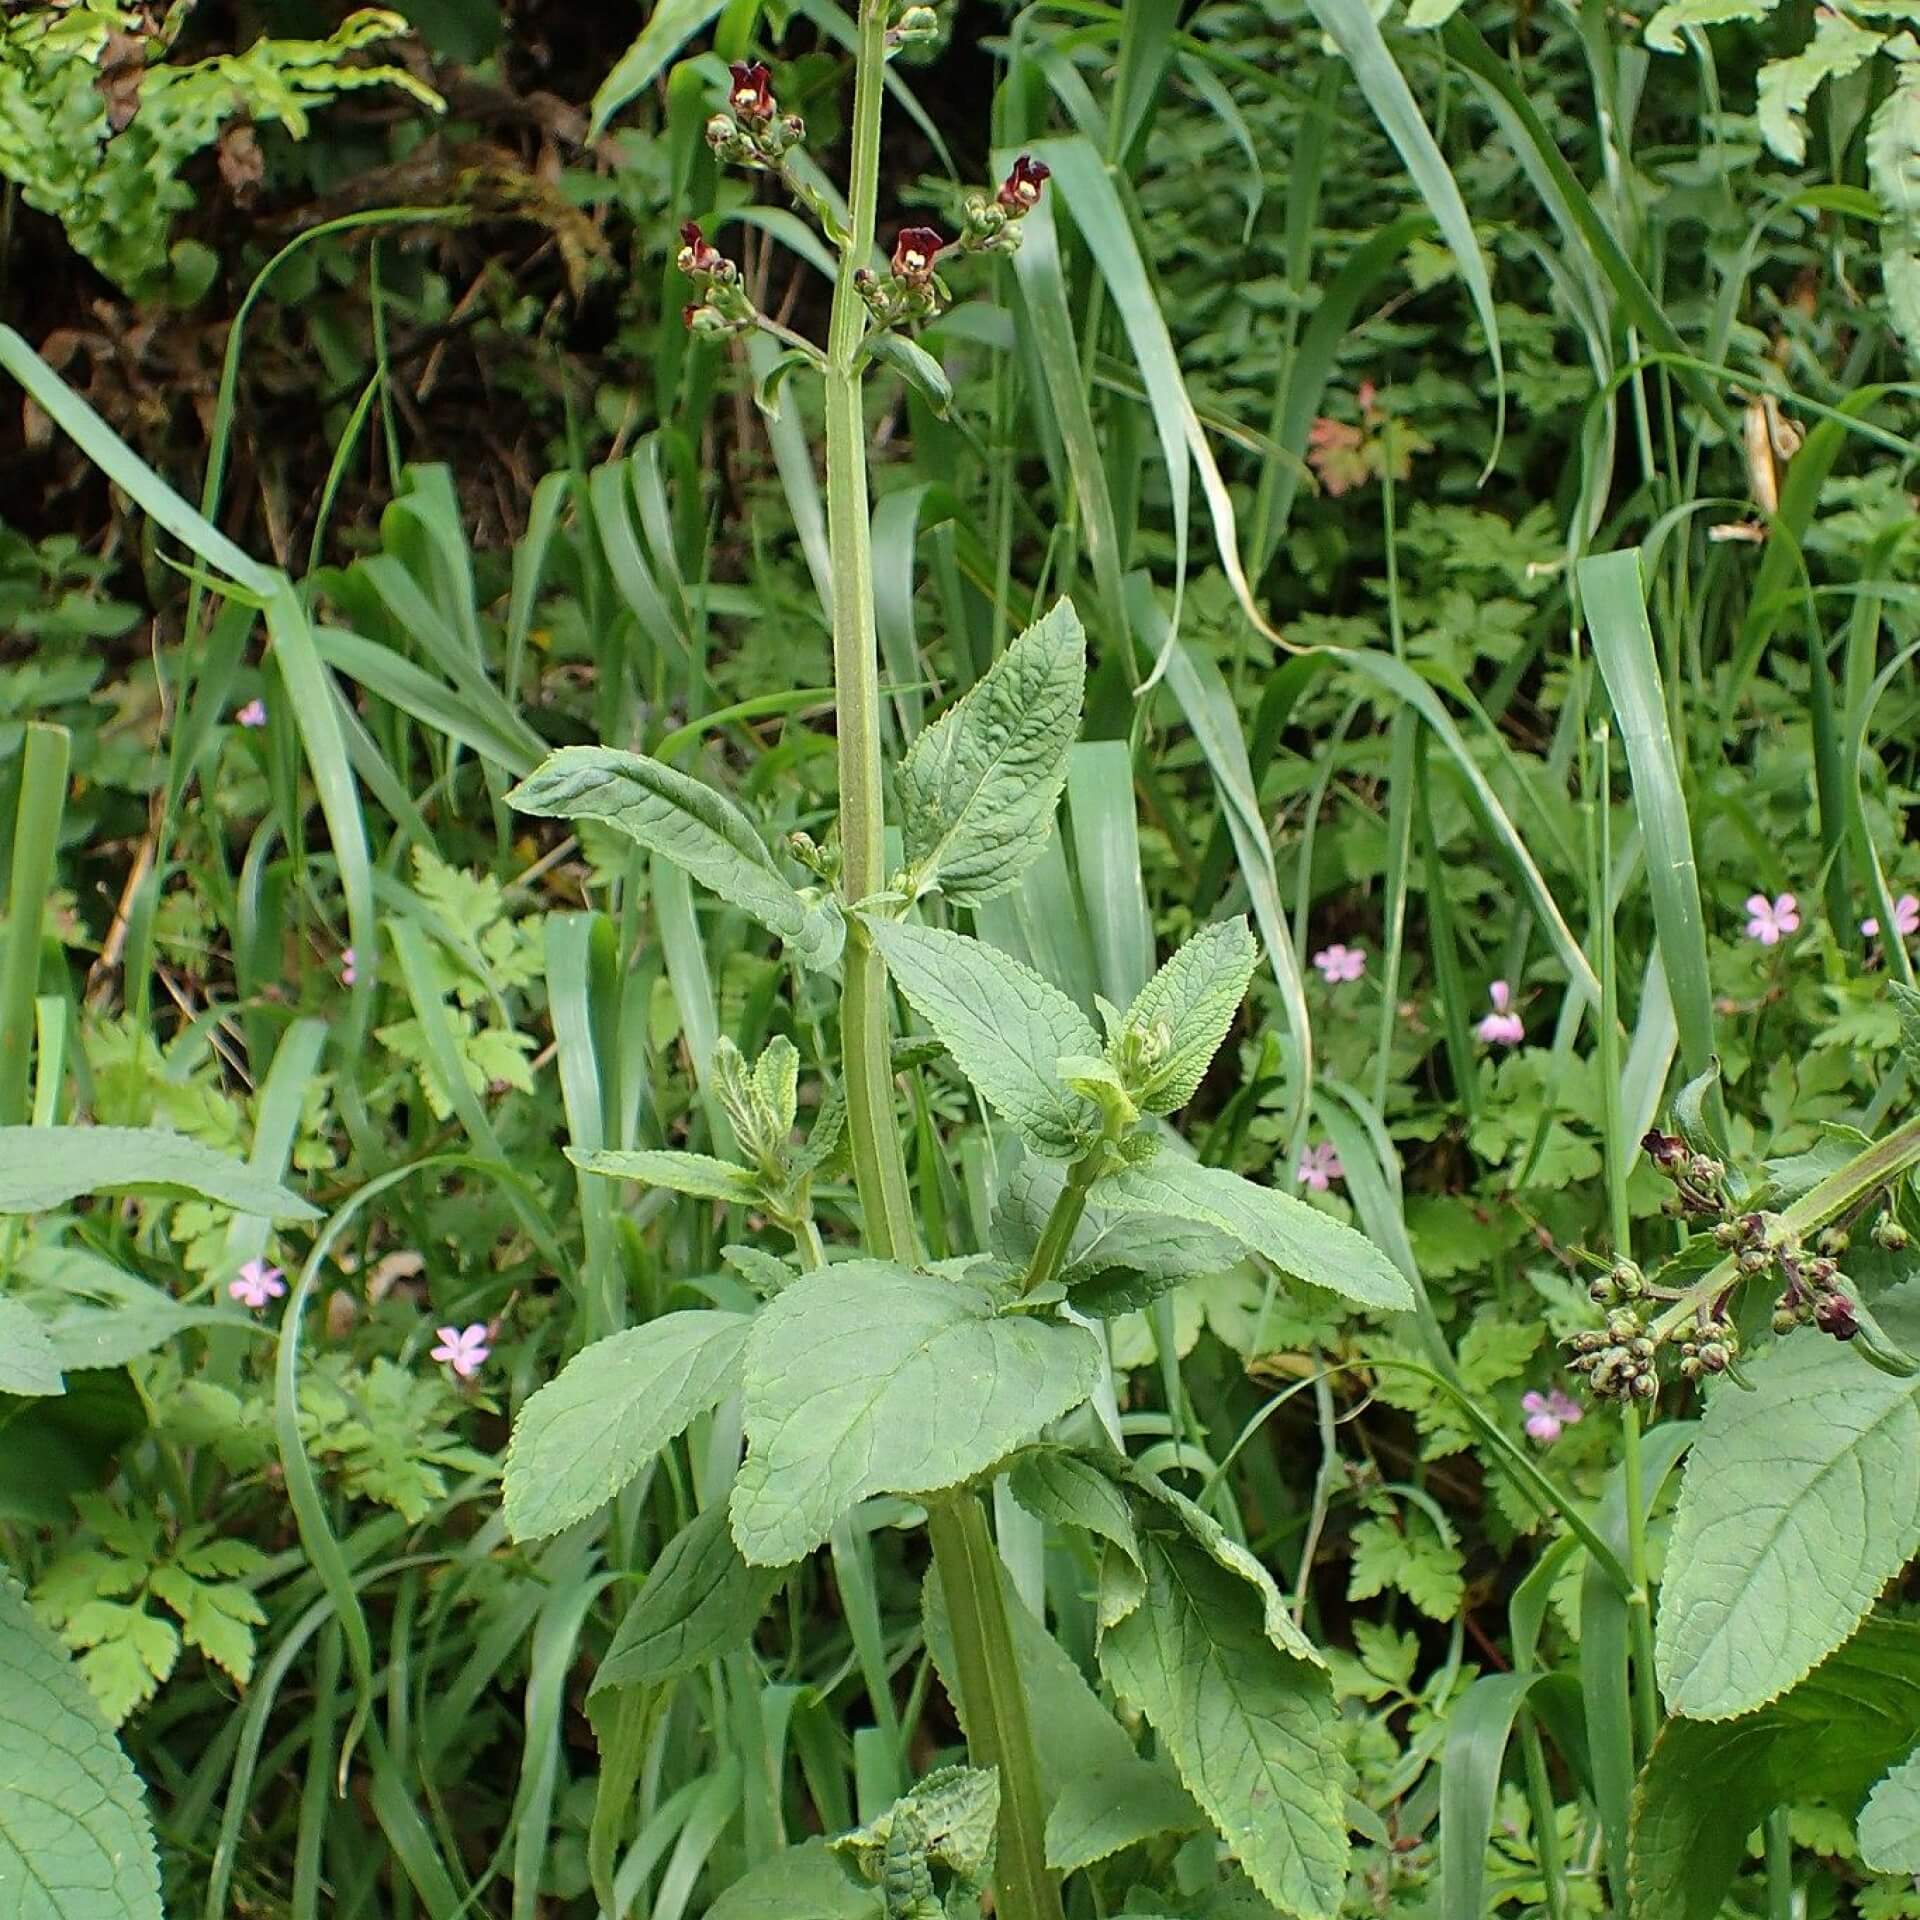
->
<box><xmin>1021</xmin><ymin>1151</ymin><xmax>1104</xmax><ymax>1295</ymax></box>
<box><xmin>823</xmin><ymin>13</ymin><xmax>1059</xmax><ymax>1915</ymax></box>
<box><xmin>1764</xmin><ymin>1806</ymin><xmax>1793</xmax><ymax>1920</ymax></box>
<box><xmin>829</xmin><ymin>0</ymin><xmax>915</xmax><ymax>1265</ymax></box>
<box><xmin>926</xmin><ymin>1496</ymin><xmax>1062</xmax><ymax>1920</ymax></box>
<box><xmin>1620</xmin><ymin>1406</ymin><xmax>1661</xmax><ymax>1757</ymax></box>
<box><xmin>0</xmin><ymin>723</ymin><xmax>70</xmax><ymax>1128</ymax></box>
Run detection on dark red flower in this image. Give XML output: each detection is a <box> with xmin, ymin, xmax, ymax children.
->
<box><xmin>891</xmin><ymin>226</ymin><xmax>945</xmax><ymax>285</ymax></box>
<box><xmin>678</xmin><ymin>221</ymin><xmax>723</xmax><ymax>278</ymax></box>
<box><xmin>1815</xmin><ymin>1291</ymin><xmax>1859</xmax><ymax>1341</ymax></box>
<box><xmin>997</xmin><ymin>153</ymin><xmax>1050</xmax><ymax>214</ymax></box>
<box><xmin>729</xmin><ymin>60</ymin><xmax>775</xmax><ymax>122</ymax></box>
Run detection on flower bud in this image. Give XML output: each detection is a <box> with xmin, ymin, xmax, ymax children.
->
<box><xmin>678</xmin><ymin>221</ymin><xmax>724</xmax><ymax>279</ymax></box>
<box><xmin>891</xmin><ymin>3</ymin><xmax>940</xmax><ymax>40</ymax></box>
<box><xmin>1817</xmin><ymin>1226</ymin><xmax>1851</xmax><ymax>1257</ymax></box>
<box><xmin>1737</xmin><ymin>1247</ymin><xmax>1773</xmax><ymax>1276</ymax></box>
<box><xmin>1699</xmin><ymin>1341</ymin><xmax>1730</xmax><ymax>1373</ymax></box>
<box><xmin>1589</xmin><ymin>1275</ymin><xmax>1619</xmax><ymax>1307</ymax></box>
<box><xmin>1642</xmin><ymin>1128</ymin><xmax>1687</xmax><ymax>1173</ymax></box>
<box><xmin>1815</xmin><ymin>1291</ymin><xmax>1860</xmax><ymax>1341</ymax></box>
<box><xmin>1874</xmin><ymin>1214</ymin><xmax>1912</xmax><ymax>1252</ymax></box>
<box><xmin>1688</xmin><ymin>1153</ymin><xmax>1725</xmax><ymax>1189</ymax></box>
<box><xmin>1772</xmin><ymin>1305</ymin><xmax>1800</xmax><ymax>1335</ymax></box>
<box><xmin>1631</xmin><ymin>1370</ymin><xmax>1658</xmax><ymax>1399</ymax></box>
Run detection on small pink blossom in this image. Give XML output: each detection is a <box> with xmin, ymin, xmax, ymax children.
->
<box><xmin>431</xmin><ymin>1322</ymin><xmax>490</xmax><ymax>1379</ymax></box>
<box><xmin>228</xmin><ymin>1258</ymin><xmax>286</xmax><ymax>1310</ymax></box>
<box><xmin>1296</xmin><ymin>1142</ymin><xmax>1344</xmax><ymax>1191</ymax></box>
<box><xmin>1862</xmin><ymin>894</ymin><xmax>1920</xmax><ymax>941</ymax></box>
<box><xmin>1476</xmin><ymin>980</ymin><xmax>1526</xmax><ymax>1047</ymax></box>
<box><xmin>236</xmin><ymin>698</ymin><xmax>268</xmax><ymax>728</ymax></box>
<box><xmin>1313</xmin><ymin>943</ymin><xmax>1367</xmax><ymax>985</ymax></box>
<box><xmin>340</xmin><ymin>947</ymin><xmax>358</xmax><ymax>987</ymax></box>
<box><xmin>1522</xmin><ymin>1387</ymin><xmax>1583</xmax><ymax>1445</ymax></box>
<box><xmin>1745</xmin><ymin>893</ymin><xmax>1800</xmax><ymax>946</ymax></box>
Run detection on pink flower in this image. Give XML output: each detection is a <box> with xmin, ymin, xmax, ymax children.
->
<box><xmin>1476</xmin><ymin>980</ymin><xmax>1526</xmax><ymax>1047</ymax></box>
<box><xmin>236</xmin><ymin>698</ymin><xmax>267</xmax><ymax>728</ymax></box>
<box><xmin>340</xmin><ymin>947</ymin><xmax>358</xmax><ymax>987</ymax></box>
<box><xmin>228</xmin><ymin>1258</ymin><xmax>286</xmax><ymax>1310</ymax></box>
<box><xmin>1862</xmin><ymin>894</ymin><xmax>1920</xmax><ymax>941</ymax></box>
<box><xmin>431</xmin><ymin>1323</ymin><xmax>490</xmax><ymax>1379</ymax></box>
<box><xmin>1313</xmin><ymin>943</ymin><xmax>1367</xmax><ymax>985</ymax></box>
<box><xmin>1296</xmin><ymin>1142</ymin><xmax>1344</xmax><ymax>1191</ymax></box>
<box><xmin>1522</xmin><ymin>1387</ymin><xmax>1583</xmax><ymax>1445</ymax></box>
<box><xmin>1745</xmin><ymin>893</ymin><xmax>1800</xmax><ymax>946</ymax></box>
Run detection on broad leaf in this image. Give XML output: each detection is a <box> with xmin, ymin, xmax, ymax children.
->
<box><xmin>1631</xmin><ymin>1619</ymin><xmax>1920</xmax><ymax>1920</ymax></box>
<box><xmin>1096</xmin><ymin>1155</ymin><xmax>1414</xmax><ymax>1312</ymax></box>
<box><xmin>1118</xmin><ymin>917</ymin><xmax>1259</xmax><ymax>1115</ymax></box>
<box><xmin>503</xmin><ymin>1313</ymin><xmax>750</xmax><ymax>1542</ymax></box>
<box><xmin>569</xmin><ymin>1147</ymin><xmax>760</xmax><ymax>1204</ymax></box>
<box><xmin>1862</xmin><ymin>1746</ymin><xmax>1920</xmax><ymax>1872</ymax></box>
<box><xmin>899</xmin><ymin>598</ymin><xmax>1085</xmax><ymax>903</ymax></box>
<box><xmin>1869</xmin><ymin>71</ymin><xmax>1920</xmax><ymax>354</ymax></box>
<box><xmin>863</xmin><ymin>918</ymin><xmax>1101</xmax><ymax>1157</ymax></box>
<box><xmin>729</xmin><ymin>1261</ymin><xmax>1102</xmax><ymax>1565</ymax></box>
<box><xmin>508</xmin><ymin>746</ymin><xmax>843</xmax><ymax>968</ymax></box>
<box><xmin>0</xmin><ymin>1572</ymin><xmax>165</xmax><ymax>1920</ymax></box>
<box><xmin>1656</xmin><ymin>1279</ymin><xmax>1920</xmax><ymax>1718</ymax></box>
<box><xmin>0</xmin><ymin>1301</ymin><xmax>60</xmax><ymax>1396</ymax></box>
<box><xmin>592</xmin><ymin>1504</ymin><xmax>784</xmax><ymax>1694</ymax></box>
<box><xmin>1757</xmin><ymin>11</ymin><xmax>1882</xmax><ymax>163</ymax></box>
<box><xmin>1046</xmin><ymin>1760</ymin><xmax>1202</xmax><ymax>1873</ymax></box>
<box><xmin>0</xmin><ymin>1126</ymin><xmax>317</xmax><ymax>1219</ymax></box>
<box><xmin>705</xmin><ymin>1840</ymin><xmax>879</xmax><ymax>1919</ymax></box>
<box><xmin>1101</xmin><ymin>1523</ymin><xmax>1348</xmax><ymax>1919</ymax></box>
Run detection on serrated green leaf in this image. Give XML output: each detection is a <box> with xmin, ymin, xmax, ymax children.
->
<box><xmin>899</xmin><ymin>599</ymin><xmax>1085</xmax><ymax>904</ymax></box>
<box><xmin>1100</xmin><ymin>1525</ymin><xmax>1348</xmax><ymax>1919</ymax></box>
<box><xmin>1758</xmin><ymin>11</ymin><xmax>1882</xmax><ymax>163</ymax></box>
<box><xmin>1045</xmin><ymin>1759</ymin><xmax>1203</xmax><ymax>1873</ymax></box>
<box><xmin>1632</xmin><ymin>1619</ymin><xmax>1920</xmax><ymax>1920</ymax></box>
<box><xmin>1642</xmin><ymin>0</ymin><xmax>1771</xmax><ymax>53</ymax></box>
<box><xmin>729</xmin><ymin>1261</ymin><xmax>1102</xmax><ymax>1565</ymax></box>
<box><xmin>509</xmin><ymin>746</ymin><xmax>843</xmax><ymax>968</ymax></box>
<box><xmin>863</xmin><ymin>918</ymin><xmax>1101</xmax><ymax>1157</ymax></box>
<box><xmin>1095</xmin><ymin>1155</ymin><xmax>1414</xmax><ymax>1312</ymax></box>
<box><xmin>568</xmin><ymin>1147</ymin><xmax>761</xmax><ymax>1204</ymax></box>
<box><xmin>592</xmin><ymin>1504</ymin><xmax>784</xmax><ymax>1694</ymax></box>
<box><xmin>1862</xmin><ymin>1746</ymin><xmax>1920</xmax><ymax>1872</ymax></box>
<box><xmin>1869</xmin><ymin>71</ymin><xmax>1920</xmax><ymax>354</ymax></box>
<box><xmin>0</xmin><ymin>1126</ymin><xmax>317</xmax><ymax>1219</ymax></box>
<box><xmin>503</xmin><ymin>1313</ymin><xmax>751</xmax><ymax>1542</ymax></box>
<box><xmin>0</xmin><ymin>1572</ymin><xmax>164</xmax><ymax>1919</ymax></box>
<box><xmin>1120</xmin><ymin>917</ymin><xmax>1259</xmax><ymax>1115</ymax></box>
<box><xmin>0</xmin><ymin>1301</ymin><xmax>60</xmax><ymax>1396</ymax></box>
<box><xmin>705</xmin><ymin>1839</ymin><xmax>880</xmax><ymax>1919</ymax></box>
<box><xmin>1658</xmin><ymin>1280</ymin><xmax>1920</xmax><ymax>1720</ymax></box>
<box><xmin>1346</xmin><ymin>1514</ymin><xmax>1464</xmax><ymax>1621</ymax></box>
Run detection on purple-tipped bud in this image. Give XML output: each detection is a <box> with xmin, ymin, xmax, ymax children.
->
<box><xmin>1815</xmin><ymin>1292</ymin><xmax>1859</xmax><ymax>1341</ymax></box>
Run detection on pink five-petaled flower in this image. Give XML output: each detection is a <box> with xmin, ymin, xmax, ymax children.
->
<box><xmin>892</xmin><ymin>226</ymin><xmax>945</xmax><ymax>287</ymax></box>
<box><xmin>997</xmin><ymin>153</ymin><xmax>1050</xmax><ymax>214</ymax></box>
<box><xmin>1863</xmin><ymin>894</ymin><xmax>1920</xmax><ymax>941</ymax></box>
<box><xmin>229</xmin><ymin>1258</ymin><xmax>286</xmax><ymax>1310</ymax></box>
<box><xmin>728</xmin><ymin>60</ymin><xmax>775</xmax><ymax>121</ymax></box>
<box><xmin>1522</xmin><ymin>1387</ymin><xmax>1583</xmax><ymax>1445</ymax></box>
<box><xmin>1745</xmin><ymin>892</ymin><xmax>1800</xmax><ymax>946</ymax></box>
<box><xmin>236</xmin><ymin>698</ymin><xmax>267</xmax><ymax>728</ymax></box>
<box><xmin>340</xmin><ymin>947</ymin><xmax>358</xmax><ymax>988</ymax></box>
<box><xmin>1296</xmin><ymin>1142</ymin><xmax>1344</xmax><ymax>1191</ymax></box>
<box><xmin>1476</xmin><ymin>980</ymin><xmax>1526</xmax><ymax>1047</ymax></box>
<box><xmin>1313</xmin><ymin>943</ymin><xmax>1366</xmax><ymax>985</ymax></box>
<box><xmin>431</xmin><ymin>1323</ymin><xmax>490</xmax><ymax>1379</ymax></box>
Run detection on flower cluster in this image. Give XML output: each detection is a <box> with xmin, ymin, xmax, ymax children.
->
<box><xmin>677</xmin><ymin>222</ymin><xmax>754</xmax><ymax>337</ymax></box>
<box><xmin>1741</xmin><ymin>886</ymin><xmax>1920</xmax><ymax>946</ymax></box>
<box><xmin>857</xmin><ymin>157</ymin><xmax>1050</xmax><ymax>330</ymax></box>
<box><xmin>705</xmin><ymin>61</ymin><xmax>806</xmax><ymax>171</ymax></box>
<box><xmin>1641</xmin><ymin>1127</ymin><xmax>1729</xmax><ymax>1220</ymax></box>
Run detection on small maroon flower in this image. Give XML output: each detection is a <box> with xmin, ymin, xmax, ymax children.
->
<box><xmin>678</xmin><ymin>221</ymin><xmax>723</xmax><ymax>278</ymax></box>
<box><xmin>729</xmin><ymin>60</ymin><xmax>775</xmax><ymax>122</ymax></box>
<box><xmin>997</xmin><ymin>154</ymin><xmax>1050</xmax><ymax>214</ymax></box>
<box><xmin>892</xmin><ymin>226</ymin><xmax>945</xmax><ymax>285</ymax></box>
<box><xmin>1814</xmin><ymin>1291</ymin><xmax>1859</xmax><ymax>1341</ymax></box>
<box><xmin>1640</xmin><ymin>1128</ymin><xmax>1687</xmax><ymax>1174</ymax></box>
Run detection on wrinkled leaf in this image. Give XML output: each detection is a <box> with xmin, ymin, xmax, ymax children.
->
<box><xmin>0</xmin><ymin>1127</ymin><xmax>317</xmax><ymax>1220</ymax></box>
<box><xmin>0</xmin><ymin>1301</ymin><xmax>60</xmax><ymax>1397</ymax></box>
<box><xmin>568</xmin><ymin>1147</ymin><xmax>761</xmax><ymax>1204</ymax></box>
<box><xmin>1118</xmin><ymin>917</ymin><xmax>1259</xmax><ymax>1115</ymax></box>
